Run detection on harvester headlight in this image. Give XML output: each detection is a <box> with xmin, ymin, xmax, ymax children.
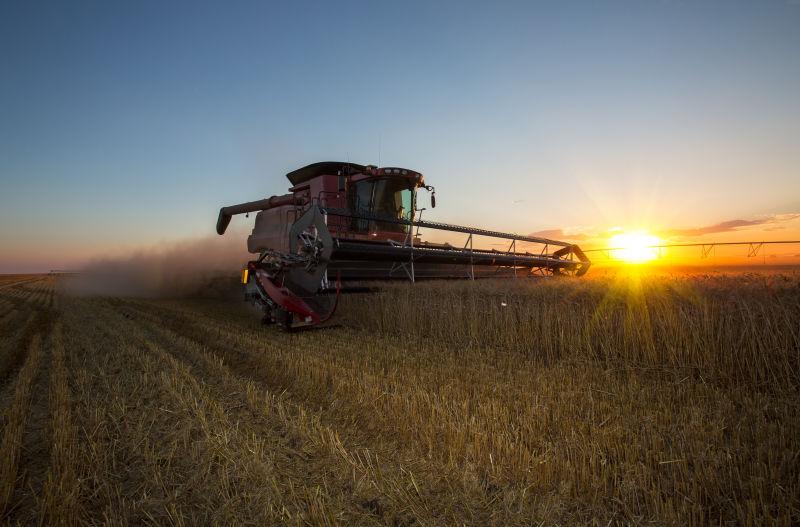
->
<box><xmin>241</xmin><ymin>269</ymin><xmax>249</xmax><ymax>284</ymax></box>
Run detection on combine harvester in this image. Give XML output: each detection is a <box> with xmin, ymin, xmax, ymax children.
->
<box><xmin>217</xmin><ymin>162</ymin><xmax>590</xmax><ymax>330</ymax></box>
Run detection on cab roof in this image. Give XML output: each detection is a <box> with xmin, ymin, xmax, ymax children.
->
<box><xmin>286</xmin><ymin>161</ymin><xmax>423</xmax><ymax>186</ymax></box>
<box><xmin>286</xmin><ymin>162</ymin><xmax>366</xmax><ymax>186</ymax></box>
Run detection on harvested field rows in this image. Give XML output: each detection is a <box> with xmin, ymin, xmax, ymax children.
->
<box><xmin>0</xmin><ymin>273</ymin><xmax>798</xmax><ymax>525</ymax></box>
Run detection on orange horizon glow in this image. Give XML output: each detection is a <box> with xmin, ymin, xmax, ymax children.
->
<box><xmin>607</xmin><ymin>231</ymin><xmax>662</xmax><ymax>264</ymax></box>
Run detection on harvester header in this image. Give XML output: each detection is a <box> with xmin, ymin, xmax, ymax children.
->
<box><xmin>217</xmin><ymin>161</ymin><xmax>589</xmax><ymax>330</ymax></box>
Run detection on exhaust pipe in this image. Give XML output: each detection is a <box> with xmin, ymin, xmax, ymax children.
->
<box><xmin>216</xmin><ymin>194</ymin><xmax>306</xmax><ymax>235</ymax></box>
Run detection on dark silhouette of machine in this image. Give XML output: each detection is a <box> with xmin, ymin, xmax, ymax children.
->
<box><xmin>217</xmin><ymin>162</ymin><xmax>589</xmax><ymax>330</ymax></box>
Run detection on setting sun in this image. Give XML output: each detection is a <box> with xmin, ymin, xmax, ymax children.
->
<box><xmin>608</xmin><ymin>231</ymin><xmax>661</xmax><ymax>263</ymax></box>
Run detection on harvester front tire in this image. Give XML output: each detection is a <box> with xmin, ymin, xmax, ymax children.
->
<box><xmin>275</xmin><ymin>308</ymin><xmax>296</xmax><ymax>333</ymax></box>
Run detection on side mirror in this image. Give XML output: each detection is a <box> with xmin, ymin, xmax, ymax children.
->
<box><xmin>423</xmin><ymin>185</ymin><xmax>436</xmax><ymax>208</ymax></box>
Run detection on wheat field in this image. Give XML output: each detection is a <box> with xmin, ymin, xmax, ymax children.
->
<box><xmin>0</xmin><ymin>271</ymin><xmax>797</xmax><ymax>525</ymax></box>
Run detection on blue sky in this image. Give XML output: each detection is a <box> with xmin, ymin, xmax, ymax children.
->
<box><xmin>1</xmin><ymin>1</ymin><xmax>799</xmax><ymax>272</ymax></box>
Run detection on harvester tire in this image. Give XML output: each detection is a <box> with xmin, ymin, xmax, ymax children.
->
<box><xmin>275</xmin><ymin>308</ymin><xmax>296</xmax><ymax>333</ymax></box>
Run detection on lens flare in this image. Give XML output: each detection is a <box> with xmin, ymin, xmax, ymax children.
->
<box><xmin>608</xmin><ymin>231</ymin><xmax>661</xmax><ymax>263</ymax></box>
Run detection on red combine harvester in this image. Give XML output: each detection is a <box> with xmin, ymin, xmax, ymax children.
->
<box><xmin>217</xmin><ymin>162</ymin><xmax>590</xmax><ymax>330</ymax></box>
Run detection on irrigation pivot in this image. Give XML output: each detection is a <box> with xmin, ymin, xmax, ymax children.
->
<box><xmin>583</xmin><ymin>240</ymin><xmax>800</xmax><ymax>260</ymax></box>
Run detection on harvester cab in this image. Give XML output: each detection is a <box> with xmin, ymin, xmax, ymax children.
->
<box><xmin>217</xmin><ymin>161</ymin><xmax>589</xmax><ymax>331</ymax></box>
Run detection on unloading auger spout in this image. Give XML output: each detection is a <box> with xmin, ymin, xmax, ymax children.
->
<box><xmin>216</xmin><ymin>194</ymin><xmax>306</xmax><ymax>235</ymax></box>
<box><xmin>217</xmin><ymin>161</ymin><xmax>590</xmax><ymax>331</ymax></box>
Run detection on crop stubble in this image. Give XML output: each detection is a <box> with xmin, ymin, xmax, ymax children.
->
<box><xmin>0</xmin><ymin>272</ymin><xmax>797</xmax><ymax>525</ymax></box>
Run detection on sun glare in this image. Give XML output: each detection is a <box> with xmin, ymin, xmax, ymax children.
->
<box><xmin>608</xmin><ymin>231</ymin><xmax>661</xmax><ymax>263</ymax></box>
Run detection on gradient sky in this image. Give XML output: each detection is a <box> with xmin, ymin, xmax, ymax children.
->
<box><xmin>2</xmin><ymin>1</ymin><xmax>799</xmax><ymax>272</ymax></box>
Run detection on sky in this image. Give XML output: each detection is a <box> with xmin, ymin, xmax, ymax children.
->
<box><xmin>1</xmin><ymin>0</ymin><xmax>799</xmax><ymax>272</ymax></box>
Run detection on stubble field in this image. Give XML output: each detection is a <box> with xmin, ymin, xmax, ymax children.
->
<box><xmin>0</xmin><ymin>271</ymin><xmax>798</xmax><ymax>525</ymax></box>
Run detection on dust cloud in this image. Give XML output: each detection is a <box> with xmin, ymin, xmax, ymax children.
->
<box><xmin>66</xmin><ymin>231</ymin><xmax>252</xmax><ymax>298</ymax></box>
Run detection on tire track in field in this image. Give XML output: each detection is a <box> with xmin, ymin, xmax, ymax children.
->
<box><xmin>116</xmin><ymin>297</ymin><xmax>538</xmax><ymax>451</ymax></box>
<box><xmin>66</xmin><ymin>298</ymin><xmax>366</xmax><ymax>525</ymax></box>
<box><xmin>64</xmin><ymin>298</ymin><xmax>233</xmax><ymax>525</ymax></box>
<box><xmin>110</xmin><ymin>299</ymin><xmax>514</xmax><ymax>524</ymax></box>
<box><xmin>0</xmin><ymin>289</ymin><xmax>28</xmax><ymax>311</ymax></box>
<box><xmin>0</xmin><ymin>303</ymin><xmax>20</xmax><ymax>328</ymax></box>
<box><xmin>122</xmin><ymin>310</ymin><xmax>443</xmax><ymax>523</ymax></box>
<box><xmin>64</xmin><ymin>300</ymin><xmax>214</xmax><ymax>525</ymax></box>
<box><xmin>98</xmin><ymin>298</ymin><xmax>435</xmax><ymax>525</ymax></box>
<box><xmin>0</xmin><ymin>297</ymin><xmax>59</xmax><ymax>524</ymax></box>
<box><xmin>0</xmin><ymin>310</ymin><xmax>41</xmax><ymax>398</ymax></box>
<box><xmin>40</xmin><ymin>321</ymin><xmax>82</xmax><ymax>526</ymax></box>
<box><xmin>114</xmin><ymin>299</ymin><xmax>498</xmax><ymax>441</ymax></box>
<box><xmin>0</xmin><ymin>299</ymin><xmax>15</xmax><ymax>320</ymax></box>
<box><xmin>79</xmin><ymin>297</ymin><xmax>683</xmax><ymax>525</ymax></box>
<box><xmin>0</xmin><ymin>334</ymin><xmax>43</xmax><ymax>520</ymax></box>
<box><xmin>3</xmin><ymin>322</ymin><xmax>56</xmax><ymax>525</ymax></box>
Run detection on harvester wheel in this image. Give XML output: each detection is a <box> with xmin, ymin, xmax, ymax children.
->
<box><xmin>274</xmin><ymin>308</ymin><xmax>296</xmax><ymax>333</ymax></box>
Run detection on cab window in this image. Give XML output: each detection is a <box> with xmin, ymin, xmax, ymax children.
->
<box><xmin>350</xmin><ymin>178</ymin><xmax>414</xmax><ymax>233</ymax></box>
